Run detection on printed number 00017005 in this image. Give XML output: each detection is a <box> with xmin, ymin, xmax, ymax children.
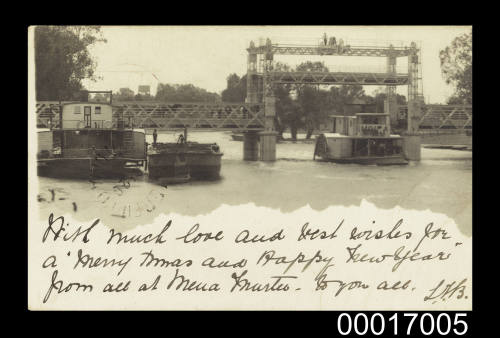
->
<box><xmin>336</xmin><ymin>313</ymin><xmax>468</xmax><ymax>336</ymax></box>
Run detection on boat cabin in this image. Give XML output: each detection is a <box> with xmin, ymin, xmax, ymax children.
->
<box><xmin>61</xmin><ymin>102</ymin><xmax>113</xmax><ymax>129</ymax></box>
<box><xmin>356</xmin><ymin>113</ymin><xmax>391</xmax><ymax>136</ymax></box>
<box><xmin>331</xmin><ymin>115</ymin><xmax>357</xmax><ymax>136</ymax></box>
<box><xmin>330</xmin><ymin>113</ymin><xmax>391</xmax><ymax>137</ymax></box>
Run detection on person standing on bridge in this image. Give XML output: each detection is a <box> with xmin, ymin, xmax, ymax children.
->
<box><xmin>153</xmin><ymin>129</ymin><xmax>158</xmax><ymax>146</ymax></box>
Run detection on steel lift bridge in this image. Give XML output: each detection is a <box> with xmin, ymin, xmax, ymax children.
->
<box><xmin>242</xmin><ymin>37</ymin><xmax>426</xmax><ymax>160</ymax></box>
<box><xmin>34</xmin><ymin>38</ymin><xmax>423</xmax><ymax>162</ymax></box>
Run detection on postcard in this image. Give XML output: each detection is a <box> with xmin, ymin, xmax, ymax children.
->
<box><xmin>28</xmin><ymin>25</ymin><xmax>472</xmax><ymax>311</ymax></box>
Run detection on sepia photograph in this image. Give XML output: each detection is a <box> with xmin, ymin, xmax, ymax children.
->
<box><xmin>28</xmin><ymin>25</ymin><xmax>472</xmax><ymax>312</ymax></box>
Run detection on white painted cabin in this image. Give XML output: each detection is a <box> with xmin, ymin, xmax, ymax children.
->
<box><xmin>61</xmin><ymin>102</ymin><xmax>113</xmax><ymax>129</ymax></box>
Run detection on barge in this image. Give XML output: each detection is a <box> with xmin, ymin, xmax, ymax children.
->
<box><xmin>148</xmin><ymin>131</ymin><xmax>223</xmax><ymax>180</ymax></box>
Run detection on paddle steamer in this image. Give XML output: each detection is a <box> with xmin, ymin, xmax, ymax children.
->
<box><xmin>314</xmin><ymin>112</ymin><xmax>408</xmax><ymax>165</ymax></box>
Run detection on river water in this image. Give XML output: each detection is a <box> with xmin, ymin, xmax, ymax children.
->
<box><xmin>36</xmin><ymin>131</ymin><xmax>472</xmax><ymax>236</ymax></box>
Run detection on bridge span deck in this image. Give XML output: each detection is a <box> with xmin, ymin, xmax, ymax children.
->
<box><xmin>36</xmin><ymin>101</ymin><xmax>265</xmax><ymax>130</ymax></box>
<box><xmin>36</xmin><ymin>101</ymin><xmax>472</xmax><ymax>131</ymax></box>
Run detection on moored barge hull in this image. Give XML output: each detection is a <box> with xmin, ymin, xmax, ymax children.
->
<box><xmin>148</xmin><ymin>153</ymin><xmax>222</xmax><ymax>180</ymax></box>
<box><xmin>37</xmin><ymin>158</ymin><xmax>131</xmax><ymax>179</ymax></box>
<box><xmin>316</xmin><ymin>155</ymin><xmax>408</xmax><ymax>165</ymax></box>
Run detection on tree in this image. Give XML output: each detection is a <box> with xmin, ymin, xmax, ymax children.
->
<box><xmin>221</xmin><ymin>74</ymin><xmax>247</xmax><ymax>102</ymax></box>
<box><xmin>322</xmin><ymin>84</ymin><xmax>367</xmax><ymax>114</ymax></box>
<box><xmin>134</xmin><ymin>93</ymin><xmax>154</xmax><ymax>101</ymax></box>
<box><xmin>371</xmin><ymin>88</ymin><xmax>407</xmax><ymax>114</ymax></box>
<box><xmin>439</xmin><ymin>31</ymin><xmax>472</xmax><ymax>104</ymax></box>
<box><xmin>446</xmin><ymin>95</ymin><xmax>467</xmax><ymax>105</ymax></box>
<box><xmin>91</xmin><ymin>92</ymin><xmax>110</xmax><ymax>103</ymax></box>
<box><xmin>113</xmin><ymin>88</ymin><xmax>135</xmax><ymax>101</ymax></box>
<box><xmin>155</xmin><ymin>83</ymin><xmax>220</xmax><ymax>102</ymax></box>
<box><xmin>293</xmin><ymin>62</ymin><xmax>329</xmax><ymax>139</ymax></box>
<box><xmin>296</xmin><ymin>85</ymin><xmax>322</xmax><ymax>139</ymax></box>
<box><xmin>35</xmin><ymin>26</ymin><xmax>106</xmax><ymax>101</ymax></box>
<box><xmin>275</xmin><ymin>84</ymin><xmax>296</xmax><ymax>139</ymax></box>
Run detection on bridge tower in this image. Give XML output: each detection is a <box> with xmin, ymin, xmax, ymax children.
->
<box><xmin>246</xmin><ymin>41</ymin><xmax>259</xmax><ymax>104</ymax></box>
<box><xmin>244</xmin><ymin>39</ymin><xmax>278</xmax><ymax>161</ymax></box>
<box><xmin>407</xmin><ymin>41</ymin><xmax>424</xmax><ymax>133</ymax></box>
<box><xmin>384</xmin><ymin>44</ymin><xmax>398</xmax><ymax>124</ymax></box>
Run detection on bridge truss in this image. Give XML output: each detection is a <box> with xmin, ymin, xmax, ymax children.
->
<box><xmin>36</xmin><ymin>101</ymin><xmax>473</xmax><ymax>131</ymax></box>
<box><xmin>247</xmin><ymin>43</ymin><xmax>413</xmax><ymax>58</ymax></box>
<box><xmin>36</xmin><ymin>101</ymin><xmax>265</xmax><ymax>131</ymax></box>
<box><xmin>417</xmin><ymin>105</ymin><xmax>472</xmax><ymax>130</ymax></box>
<box><xmin>265</xmin><ymin>71</ymin><xmax>409</xmax><ymax>86</ymax></box>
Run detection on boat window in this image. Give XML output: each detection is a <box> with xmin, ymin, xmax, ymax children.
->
<box><xmin>73</xmin><ymin>106</ymin><xmax>81</xmax><ymax>114</ymax></box>
<box><xmin>95</xmin><ymin>106</ymin><xmax>101</xmax><ymax>114</ymax></box>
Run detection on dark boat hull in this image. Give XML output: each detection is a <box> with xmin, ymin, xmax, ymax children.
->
<box><xmin>148</xmin><ymin>152</ymin><xmax>222</xmax><ymax>180</ymax></box>
<box><xmin>157</xmin><ymin>175</ymin><xmax>191</xmax><ymax>185</ymax></box>
<box><xmin>37</xmin><ymin>158</ymin><xmax>132</xmax><ymax>179</ymax></box>
<box><xmin>315</xmin><ymin>155</ymin><xmax>408</xmax><ymax>165</ymax></box>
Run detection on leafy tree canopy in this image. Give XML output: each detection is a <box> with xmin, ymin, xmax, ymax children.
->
<box><xmin>439</xmin><ymin>31</ymin><xmax>472</xmax><ymax>104</ymax></box>
<box><xmin>155</xmin><ymin>83</ymin><xmax>220</xmax><ymax>102</ymax></box>
<box><xmin>113</xmin><ymin>88</ymin><xmax>135</xmax><ymax>101</ymax></box>
<box><xmin>35</xmin><ymin>26</ymin><xmax>106</xmax><ymax>101</ymax></box>
<box><xmin>221</xmin><ymin>73</ymin><xmax>247</xmax><ymax>102</ymax></box>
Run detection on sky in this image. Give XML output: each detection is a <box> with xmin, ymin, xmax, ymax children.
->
<box><xmin>82</xmin><ymin>26</ymin><xmax>471</xmax><ymax>104</ymax></box>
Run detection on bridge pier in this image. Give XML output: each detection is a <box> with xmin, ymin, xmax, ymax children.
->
<box><xmin>257</xmin><ymin>89</ymin><xmax>277</xmax><ymax>162</ymax></box>
<box><xmin>402</xmin><ymin>134</ymin><xmax>421</xmax><ymax>161</ymax></box>
<box><xmin>243</xmin><ymin>131</ymin><xmax>259</xmax><ymax>161</ymax></box>
<box><xmin>242</xmin><ymin>131</ymin><xmax>278</xmax><ymax>161</ymax></box>
<box><xmin>407</xmin><ymin>99</ymin><xmax>422</xmax><ymax>133</ymax></box>
<box><xmin>259</xmin><ymin>131</ymin><xmax>278</xmax><ymax>161</ymax></box>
